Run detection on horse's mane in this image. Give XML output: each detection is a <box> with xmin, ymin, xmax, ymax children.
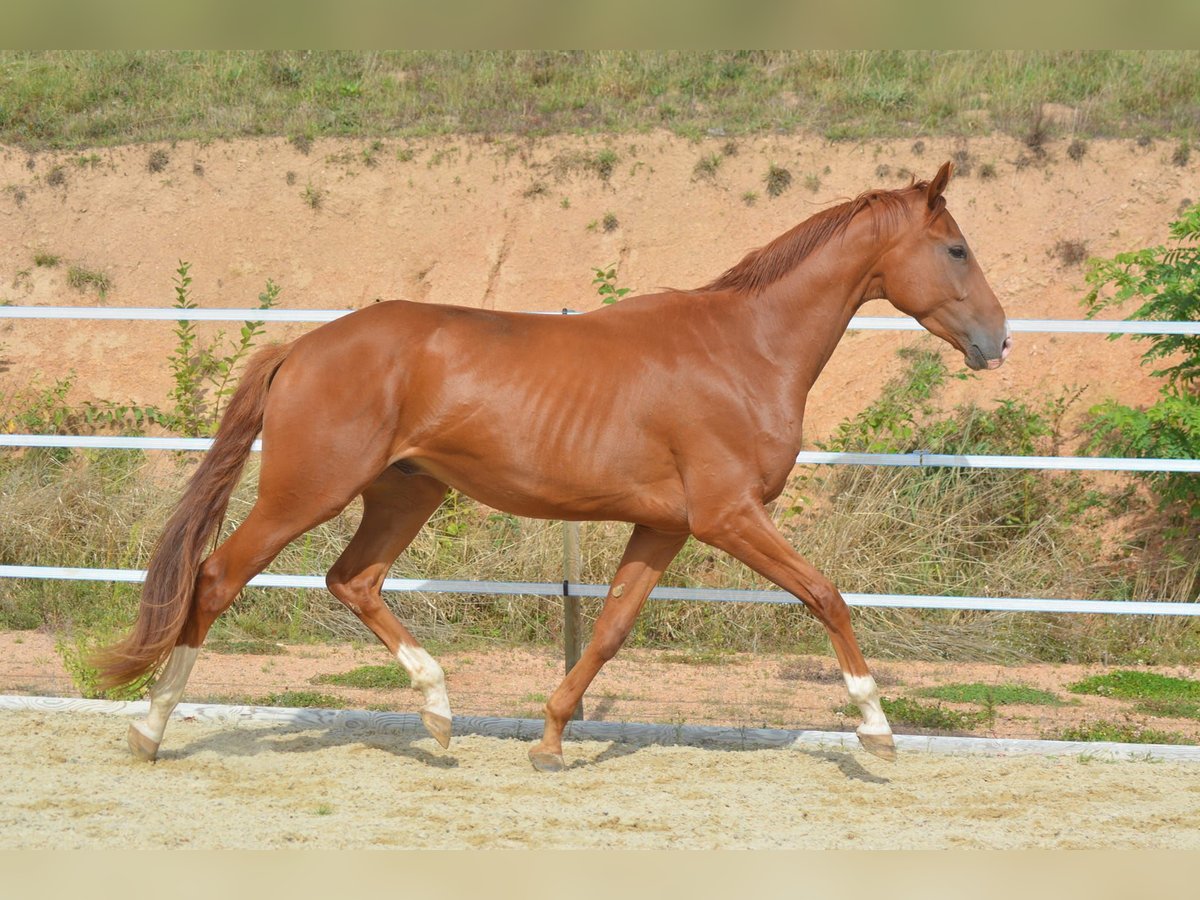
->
<box><xmin>693</xmin><ymin>180</ymin><xmax>937</xmax><ymax>295</ymax></box>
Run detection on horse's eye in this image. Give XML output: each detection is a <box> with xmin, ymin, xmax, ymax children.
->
<box><xmin>948</xmin><ymin>245</ymin><xmax>967</xmax><ymax>260</ymax></box>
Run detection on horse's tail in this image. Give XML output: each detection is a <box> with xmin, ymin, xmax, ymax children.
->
<box><xmin>92</xmin><ymin>341</ymin><xmax>293</xmax><ymax>691</ymax></box>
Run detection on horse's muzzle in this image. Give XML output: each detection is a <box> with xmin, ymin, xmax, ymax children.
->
<box><xmin>985</xmin><ymin>333</ymin><xmax>1014</xmax><ymax>370</ymax></box>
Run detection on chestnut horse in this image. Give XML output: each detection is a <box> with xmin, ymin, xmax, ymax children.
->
<box><xmin>96</xmin><ymin>162</ymin><xmax>1010</xmax><ymax>770</ymax></box>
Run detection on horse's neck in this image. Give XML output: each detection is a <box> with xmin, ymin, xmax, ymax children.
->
<box><xmin>746</xmin><ymin>239</ymin><xmax>879</xmax><ymax>398</ymax></box>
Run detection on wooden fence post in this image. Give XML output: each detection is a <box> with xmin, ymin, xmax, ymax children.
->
<box><xmin>562</xmin><ymin>519</ymin><xmax>583</xmax><ymax>720</ymax></box>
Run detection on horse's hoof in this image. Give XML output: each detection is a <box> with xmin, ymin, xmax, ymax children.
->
<box><xmin>528</xmin><ymin>747</ymin><xmax>566</xmax><ymax>773</ymax></box>
<box><xmin>127</xmin><ymin>723</ymin><xmax>159</xmax><ymax>762</ymax></box>
<box><xmin>420</xmin><ymin>711</ymin><xmax>452</xmax><ymax>749</ymax></box>
<box><xmin>857</xmin><ymin>730</ymin><xmax>896</xmax><ymax>762</ymax></box>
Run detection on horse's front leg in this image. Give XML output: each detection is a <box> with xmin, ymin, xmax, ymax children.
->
<box><xmin>691</xmin><ymin>501</ymin><xmax>895</xmax><ymax>761</ymax></box>
<box><xmin>529</xmin><ymin>524</ymin><xmax>687</xmax><ymax>772</ymax></box>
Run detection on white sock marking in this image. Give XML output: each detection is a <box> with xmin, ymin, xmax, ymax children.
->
<box><xmin>134</xmin><ymin>646</ymin><xmax>200</xmax><ymax>745</ymax></box>
<box><xmin>396</xmin><ymin>644</ymin><xmax>451</xmax><ymax>720</ymax></box>
<box><xmin>843</xmin><ymin>672</ymin><xmax>891</xmax><ymax>736</ymax></box>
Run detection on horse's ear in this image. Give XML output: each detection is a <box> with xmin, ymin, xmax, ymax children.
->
<box><xmin>927</xmin><ymin>161</ymin><xmax>953</xmax><ymax>209</ymax></box>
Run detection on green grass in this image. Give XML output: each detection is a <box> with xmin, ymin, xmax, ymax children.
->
<box><xmin>1069</xmin><ymin>670</ymin><xmax>1200</xmax><ymax>720</ymax></box>
<box><xmin>257</xmin><ymin>690</ymin><xmax>345</xmax><ymax>709</ymax></box>
<box><xmin>1055</xmin><ymin>720</ymin><xmax>1189</xmax><ymax>745</ymax></box>
<box><xmin>660</xmin><ymin>649</ymin><xmax>736</xmax><ymax>666</ymax></box>
<box><xmin>840</xmin><ymin>696</ymin><xmax>984</xmax><ymax>732</ymax></box>
<box><xmin>2</xmin><ymin>51</ymin><xmax>1199</xmax><ymax>149</ymax></box>
<box><xmin>207</xmin><ymin>640</ymin><xmax>286</xmax><ymax>656</ymax></box>
<box><xmin>1068</xmin><ymin>670</ymin><xmax>1200</xmax><ymax>701</ymax></box>
<box><xmin>917</xmin><ymin>682</ymin><xmax>1066</xmax><ymax>706</ymax></box>
<box><xmin>311</xmin><ymin>664</ymin><xmax>410</xmax><ymax>689</ymax></box>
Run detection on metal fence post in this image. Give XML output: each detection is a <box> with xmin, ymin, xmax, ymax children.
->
<box><xmin>562</xmin><ymin>519</ymin><xmax>583</xmax><ymax>720</ymax></box>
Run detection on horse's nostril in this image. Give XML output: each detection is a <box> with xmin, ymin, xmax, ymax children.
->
<box><xmin>1001</xmin><ymin>335</ymin><xmax>1013</xmax><ymax>359</ymax></box>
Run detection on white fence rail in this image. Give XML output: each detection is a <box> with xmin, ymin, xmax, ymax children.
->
<box><xmin>2</xmin><ymin>306</ymin><xmax>1197</xmax><ymax>617</ymax></box>
<box><xmin>3</xmin><ymin>305</ymin><xmax>1200</xmax><ymax>335</ymax></box>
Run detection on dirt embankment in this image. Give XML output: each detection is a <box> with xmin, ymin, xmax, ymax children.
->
<box><xmin>2</xmin><ymin>133</ymin><xmax>1192</xmax><ymax>439</ymax></box>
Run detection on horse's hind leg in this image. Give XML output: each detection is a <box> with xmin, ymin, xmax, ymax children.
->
<box><xmin>325</xmin><ymin>468</ymin><xmax>453</xmax><ymax>747</ymax></box>
<box><xmin>529</xmin><ymin>525</ymin><xmax>687</xmax><ymax>772</ymax></box>
<box><xmin>129</xmin><ymin>492</ymin><xmax>362</xmax><ymax>761</ymax></box>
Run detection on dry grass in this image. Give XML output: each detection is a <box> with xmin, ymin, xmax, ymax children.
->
<box><xmin>3</xmin><ymin>445</ymin><xmax>1196</xmax><ymax>666</ymax></box>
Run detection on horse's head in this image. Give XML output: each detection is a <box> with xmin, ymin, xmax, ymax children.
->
<box><xmin>879</xmin><ymin>162</ymin><xmax>1012</xmax><ymax>371</ymax></box>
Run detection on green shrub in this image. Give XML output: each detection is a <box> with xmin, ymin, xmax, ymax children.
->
<box><xmin>1082</xmin><ymin>202</ymin><xmax>1200</xmax><ymax>524</ymax></box>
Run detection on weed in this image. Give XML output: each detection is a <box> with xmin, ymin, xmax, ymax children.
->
<box><xmin>721</xmin><ymin>139</ymin><xmax>738</xmax><ymax>157</ymax></box>
<box><xmin>951</xmin><ymin>147</ymin><xmax>973</xmax><ymax>177</ymax></box>
<box><xmin>147</xmin><ymin>148</ymin><xmax>169</xmax><ymax>172</ymax></box>
<box><xmin>911</xmin><ymin>140</ymin><xmax>925</xmax><ymax>156</ymax></box>
<box><xmin>66</xmin><ymin>265</ymin><xmax>111</xmax><ymax>298</ymax></box>
<box><xmin>1067</xmin><ymin>139</ymin><xmax>1088</xmax><ymax>162</ymax></box>
<box><xmin>302</xmin><ymin>182</ymin><xmax>324</xmax><ymax>209</ymax></box>
<box><xmin>592</xmin><ymin>264</ymin><xmax>631</xmax><ymax>304</ymax></box>
<box><xmin>601</xmin><ymin>211</ymin><xmax>619</xmax><ymax>232</ymax></box>
<box><xmin>192</xmin><ymin>162</ymin><xmax>204</xmax><ymax>176</ymax></box>
<box><xmin>917</xmin><ymin>682</ymin><xmax>1066</xmax><ymax>706</ymax></box>
<box><xmin>804</xmin><ymin>173</ymin><xmax>821</xmax><ymax>193</ymax></box>
<box><xmin>208</xmin><ymin>640</ymin><xmax>285</xmax><ymax>655</ymax></box>
<box><xmin>33</xmin><ymin>252</ymin><xmax>60</xmax><ymax>267</ymax></box>
<box><xmin>313</xmin><ymin>803</ymin><xmax>334</xmax><ymax>816</ymax></box>
<box><xmin>1068</xmin><ymin>669</ymin><xmax>1200</xmax><ymax>701</ymax></box>
<box><xmin>660</xmin><ymin>649</ymin><xmax>734</xmax><ymax>666</ymax></box>
<box><xmin>978</xmin><ymin>162</ymin><xmax>997</xmax><ymax>180</ymax></box>
<box><xmin>765</xmin><ymin>164</ymin><xmax>791</xmax><ymax>197</ymax></box>
<box><xmin>289</xmin><ymin>134</ymin><xmax>312</xmax><ymax>155</ymax></box>
<box><xmin>840</xmin><ymin>696</ymin><xmax>982</xmax><ymax>732</ymax></box>
<box><xmin>285</xmin><ymin>171</ymin><xmax>296</xmax><ymax>186</ymax></box>
<box><xmin>560</xmin><ymin>196</ymin><xmax>570</xmax><ymax>209</ymax></box>
<box><xmin>361</xmin><ymin>140</ymin><xmax>383</xmax><ymax>168</ymax></box>
<box><xmin>258</xmin><ymin>691</ymin><xmax>345</xmax><ymax>709</ymax></box>
<box><xmin>875</xmin><ymin>164</ymin><xmax>891</xmax><ymax>179</ymax></box>
<box><xmin>592</xmin><ymin>148</ymin><xmax>618</xmax><ymax>181</ymax></box>
<box><xmin>1055</xmin><ymin>720</ymin><xmax>1187</xmax><ymax>745</ymax></box>
<box><xmin>396</xmin><ymin>147</ymin><xmax>414</xmax><ymax>163</ymax></box>
<box><xmin>522</xmin><ymin>180</ymin><xmax>548</xmax><ymax>199</ymax></box>
<box><xmin>6</xmin><ymin>185</ymin><xmax>27</xmax><ymax>206</ymax></box>
<box><xmin>312</xmin><ymin>664</ymin><xmax>410</xmax><ymax>689</ymax></box>
<box><xmin>693</xmin><ymin>153</ymin><xmax>722</xmax><ymax>181</ymax></box>
<box><xmin>1173</xmin><ymin>141</ymin><xmax>1191</xmax><ymax>167</ymax></box>
<box><xmin>742</xmin><ymin>191</ymin><xmax>758</xmax><ymax>207</ymax></box>
<box><xmin>1025</xmin><ymin>106</ymin><xmax>1049</xmax><ymax>157</ymax></box>
<box><xmin>74</xmin><ymin>153</ymin><xmax>101</xmax><ymax>168</ymax></box>
<box><xmin>1052</xmin><ymin>239</ymin><xmax>1088</xmax><ymax>267</ymax></box>
<box><xmin>56</xmin><ymin>629</ymin><xmax>151</xmax><ymax>700</ymax></box>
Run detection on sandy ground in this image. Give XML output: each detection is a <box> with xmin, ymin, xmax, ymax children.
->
<box><xmin>3</xmin><ymin>706</ymin><xmax>1200</xmax><ymax>849</ymax></box>
<box><xmin>2</xmin><ymin>132</ymin><xmax>1193</xmax><ymax>440</ymax></box>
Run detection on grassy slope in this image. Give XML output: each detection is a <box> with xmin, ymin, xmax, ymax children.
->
<box><xmin>1</xmin><ymin>51</ymin><xmax>1199</xmax><ymax>149</ymax></box>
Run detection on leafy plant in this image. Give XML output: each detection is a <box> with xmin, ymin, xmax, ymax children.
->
<box><xmin>1082</xmin><ymin>202</ymin><xmax>1200</xmax><ymax>522</ymax></box>
<box><xmin>165</xmin><ymin>262</ymin><xmax>279</xmax><ymax>436</ymax></box>
<box><xmin>57</xmin><ymin>629</ymin><xmax>151</xmax><ymax>700</ymax></box>
<box><xmin>592</xmin><ymin>263</ymin><xmax>631</xmax><ymax>305</ymax></box>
